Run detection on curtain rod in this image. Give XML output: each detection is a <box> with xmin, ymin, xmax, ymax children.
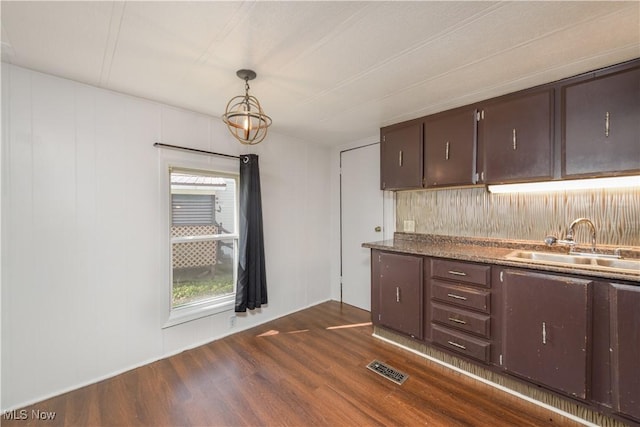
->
<box><xmin>154</xmin><ymin>142</ymin><xmax>240</xmax><ymax>160</ymax></box>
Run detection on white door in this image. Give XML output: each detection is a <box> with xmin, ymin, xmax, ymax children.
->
<box><xmin>341</xmin><ymin>143</ymin><xmax>384</xmax><ymax>311</ymax></box>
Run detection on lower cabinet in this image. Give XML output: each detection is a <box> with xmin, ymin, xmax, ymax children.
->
<box><xmin>501</xmin><ymin>269</ymin><xmax>591</xmax><ymax>399</ymax></box>
<box><xmin>432</xmin><ymin>324</ymin><xmax>491</xmax><ymax>362</ymax></box>
<box><xmin>610</xmin><ymin>283</ymin><xmax>640</xmax><ymax>421</ymax></box>
<box><xmin>369</xmin><ymin>250</ymin><xmax>640</xmax><ymax>424</ymax></box>
<box><xmin>429</xmin><ymin>258</ymin><xmax>494</xmax><ymax>363</ymax></box>
<box><xmin>372</xmin><ymin>250</ymin><xmax>423</xmax><ymax>339</ymax></box>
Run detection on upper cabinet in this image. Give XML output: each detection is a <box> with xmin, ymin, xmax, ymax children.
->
<box><xmin>562</xmin><ymin>64</ymin><xmax>640</xmax><ymax>178</ymax></box>
<box><xmin>479</xmin><ymin>89</ymin><xmax>554</xmax><ymax>184</ymax></box>
<box><xmin>380</xmin><ymin>120</ymin><xmax>423</xmax><ymax>190</ymax></box>
<box><xmin>379</xmin><ymin>58</ymin><xmax>639</xmax><ymax>191</ymax></box>
<box><xmin>424</xmin><ymin>108</ymin><xmax>477</xmax><ymax>187</ymax></box>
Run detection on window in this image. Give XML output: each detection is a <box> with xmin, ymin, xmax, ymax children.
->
<box><xmin>169</xmin><ymin>167</ymin><xmax>238</xmax><ymax>310</ymax></box>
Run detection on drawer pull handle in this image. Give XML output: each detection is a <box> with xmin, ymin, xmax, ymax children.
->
<box><xmin>448</xmin><ymin>317</ymin><xmax>467</xmax><ymax>325</ymax></box>
<box><xmin>605</xmin><ymin>112</ymin><xmax>610</xmax><ymax>137</ymax></box>
<box><xmin>447</xmin><ymin>341</ymin><xmax>467</xmax><ymax>350</ymax></box>
<box><xmin>445</xmin><ymin>141</ymin><xmax>450</xmax><ymax>160</ymax></box>
<box><xmin>396</xmin><ymin>287</ymin><xmax>400</xmax><ymax>303</ymax></box>
<box><xmin>447</xmin><ymin>293</ymin><xmax>467</xmax><ymax>301</ymax></box>
<box><xmin>398</xmin><ymin>150</ymin><xmax>403</xmax><ymax>166</ymax></box>
<box><xmin>542</xmin><ymin>321</ymin><xmax>547</xmax><ymax>344</ymax></box>
<box><xmin>512</xmin><ymin>128</ymin><xmax>517</xmax><ymax>150</ymax></box>
<box><xmin>447</xmin><ymin>270</ymin><xmax>467</xmax><ymax>276</ymax></box>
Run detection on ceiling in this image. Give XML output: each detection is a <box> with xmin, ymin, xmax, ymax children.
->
<box><xmin>2</xmin><ymin>1</ymin><xmax>639</xmax><ymax>146</ymax></box>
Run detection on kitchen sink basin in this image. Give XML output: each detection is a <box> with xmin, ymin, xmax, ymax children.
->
<box><xmin>505</xmin><ymin>250</ymin><xmax>640</xmax><ymax>274</ymax></box>
<box><xmin>507</xmin><ymin>251</ymin><xmax>594</xmax><ymax>265</ymax></box>
<box><xmin>592</xmin><ymin>258</ymin><xmax>640</xmax><ymax>270</ymax></box>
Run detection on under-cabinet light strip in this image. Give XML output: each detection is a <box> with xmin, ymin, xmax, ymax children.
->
<box><xmin>487</xmin><ymin>175</ymin><xmax>640</xmax><ymax>194</ymax></box>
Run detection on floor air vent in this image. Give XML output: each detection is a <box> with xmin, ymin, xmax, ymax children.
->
<box><xmin>366</xmin><ymin>360</ymin><xmax>408</xmax><ymax>385</ymax></box>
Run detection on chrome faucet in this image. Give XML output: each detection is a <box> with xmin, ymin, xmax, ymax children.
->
<box><xmin>543</xmin><ymin>235</ymin><xmax>576</xmax><ymax>249</ymax></box>
<box><xmin>544</xmin><ymin>217</ymin><xmax>597</xmax><ymax>253</ymax></box>
<box><xmin>567</xmin><ymin>217</ymin><xmax>597</xmax><ymax>253</ymax></box>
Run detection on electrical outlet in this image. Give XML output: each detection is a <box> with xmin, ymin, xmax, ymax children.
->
<box><xmin>229</xmin><ymin>315</ymin><xmax>237</xmax><ymax>328</ymax></box>
<box><xmin>404</xmin><ymin>220</ymin><xmax>415</xmax><ymax>232</ymax></box>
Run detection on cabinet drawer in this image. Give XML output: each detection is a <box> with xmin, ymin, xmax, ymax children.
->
<box><xmin>431</xmin><ymin>280</ymin><xmax>490</xmax><ymax>313</ymax></box>
<box><xmin>432</xmin><ymin>302</ymin><xmax>491</xmax><ymax>338</ymax></box>
<box><xmin>431</xmin><ymin>259</ymin><xmax>490</xmax><ymax>287</ymax></box>
<box><xmin>432</xmin><ymin>325</ymin><xmax>491</xmax><ymax>363</ymax></box>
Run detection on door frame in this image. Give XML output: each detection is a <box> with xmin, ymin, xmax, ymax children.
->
<box><xmin>339</xmin><ymin>142</ymin><xmax>395</xmax><ymax>305</ymax></box>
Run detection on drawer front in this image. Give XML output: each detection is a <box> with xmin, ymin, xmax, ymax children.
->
<box><xmin>432</xmin><ymin>325</ymin><xmax>491</xmax><ymax>363</ymax></box>
<box><xmin>431</xmin><ymin>280</ymin><xmax>490</xmax><ymax>313</ymax></box>
<box><xmin>431</xmin><ymin>259</ymin><xmax>490</xmax><ymax>287</ymax></box>
<box><xmin>431</xmin><ymin>303</ymin><xmax>491</xmax><ymax>338</ymax></box>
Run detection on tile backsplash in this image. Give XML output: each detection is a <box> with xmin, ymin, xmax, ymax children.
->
<box><xmin>396</xmin><ymin>186</ymin><xmax>640</xmax><ymax>247</ymax></box>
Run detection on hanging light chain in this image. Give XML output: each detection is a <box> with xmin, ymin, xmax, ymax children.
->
<box><xmin>244</xmin><ymin>78</ymin><xmax>251</xmax><ymax>110</ymax></box>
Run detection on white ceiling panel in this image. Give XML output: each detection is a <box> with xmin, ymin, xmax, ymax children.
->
<box><xmin>274</xmin><ymin>2</ymin><xmax>496</xmax><ymax>92</ymax></box>
<box><xmin>1</xmin><ymin>1</ymin><xmax>114</xmax><ymax>85</ymax></box>
<box><xmin>2</xmin><ymin>1</ymin><xmax>639</xmax><ymax>146</ymax></box>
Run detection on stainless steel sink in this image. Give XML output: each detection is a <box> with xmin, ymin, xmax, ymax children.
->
<box><xmin>507</xmin><ymin>251</ymin><xmax>594</xmax><ymax>265</ymax></box>
<box><xmin>505</xmin><ymin>250</ymin><xmax>640</xmax><ymax>274</ymax></box>
<box><xmin>592</xmin><ymin>258</ymin><xmax>640</xmax><ymax>270</ymax></box>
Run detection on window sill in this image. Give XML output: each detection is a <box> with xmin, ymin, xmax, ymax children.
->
<box><xmin>163</xmin><ymin>295</ymin><xmax>235</xmax><ymax>328</ymax></box>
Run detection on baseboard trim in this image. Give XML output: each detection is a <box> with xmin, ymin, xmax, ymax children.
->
<box><xmin>2</xmin><ymin>298</ymin><xmax>334</xmax><ymax>413</ymax></box>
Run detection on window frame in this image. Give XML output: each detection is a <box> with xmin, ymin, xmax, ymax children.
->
<box><xmin>161</xmin><ymin>159</ymin><xmax>239</xmax><ymax>328</ymax></box>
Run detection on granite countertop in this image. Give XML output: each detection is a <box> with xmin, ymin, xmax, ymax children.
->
<box><xmin>362</xmin><ymin>233</ymin><xmax>640</xmax><ymax>283</ymax></box>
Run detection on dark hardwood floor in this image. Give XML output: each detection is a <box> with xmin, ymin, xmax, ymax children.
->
<box><xmin>3</xmin><ymin>301</ymin><xmax>581</xmax><ymax>426</ymax></box>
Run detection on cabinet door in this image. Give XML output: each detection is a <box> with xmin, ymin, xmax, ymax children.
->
<box><xmin>610</xmin><ymin>283</ymin><xmax>640</xmax><ymax>421</ymax></box>
<box><xmin>502</xmin><ymin>269</ymin><xmax>591</xmax><ymax>399</ymax></box>
<box><xmin>424</xmin><ymin>108</ymin><xmax>477</xmax><ymax>187</ymax></box>
<box><xmin>563</xmin><ymin>66</ymin><xmax>640</xmax><ymax>177</ymax></box>
<box><xmin>377</xmin><ymin>252</ymin><xmax>423</xmax><ymax>339</ymax></box>
<box><xmin>380</xmin><ymin>122</ymin><xmax>423</xmax><ymax>190</ymax></box>
<box><xmin>480</xmin><ymin>89</ymin><xmax>553</xmax><ymax>184</ymax></box>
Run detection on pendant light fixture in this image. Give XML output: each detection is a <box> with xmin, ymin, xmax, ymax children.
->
<box><xmin>222</xmin><ymin>69</ymin><xmax>272</xmax><ymax>145</ymax></box>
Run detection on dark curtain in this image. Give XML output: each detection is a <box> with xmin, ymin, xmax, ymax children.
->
<box><xmin>235</xmin><ymin>154</ymin><xmax>268</xmax><ymax>312</ymax></box>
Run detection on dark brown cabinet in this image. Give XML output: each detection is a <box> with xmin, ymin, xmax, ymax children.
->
<box><xmin>380</xmin><ymin>121</ymin><xmax>423</xmax><ymax>190</ymax></box>
<box><xmin>380</xmin><ymin>59</ymin><xmax>638</xmax><ymax>191</ymax></box>
<box><xmin>429</xmin><ymin>259</ymin><xmax>493</xmax><ymax>363</ymax></box>
<box><xmin>424</xmin><ymin>108</ymin><xmax>477</xmax><ymax>187</ymax></box>
<box><xmin>369</xmin><ymin>246</ymin><xmax>640</xmax><ymax>424</ymax></box>
<box><xmin>372</xmin><ymin>250</ymin><xmax>423</xmax><ymax>339</ymax></box>
<box><xmin>501</xmin><ymin>269</ymin><xmax>592</xmax><ymax>399</ymax></box>
<box><xmin>591</xmin><ymin>281</ymin><xmax>613</xmax><ymax>407</ymax></box>
<box><xmin>609</xmin><ymin>283</ymin><xmax>640</xmax><ymax>421</ymax></box>
<box><xmin>479</xmin><ymin>89</ymin><xmax>554</xmax><ymax>184</ymax></box>
<box><xmin>368</xmin><ymin>245</ymin><xmax>640</xmax><ymax>424</ymax></box>
<box><xmin>562</xmin><ymin>65</ymin><xmax>640</xmax><ymax>178</ymax></box>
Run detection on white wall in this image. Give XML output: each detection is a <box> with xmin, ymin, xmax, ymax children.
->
<box><xmin>1</xmin><ymin>64</ymin><xmax>331</xmax><ymax>411</ymax></box>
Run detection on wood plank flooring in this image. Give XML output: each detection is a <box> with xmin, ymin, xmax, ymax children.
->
<box><xmin>3</xmin><ymin>301</ymin><xmax>582</xmax><ymax>426</ymax></box>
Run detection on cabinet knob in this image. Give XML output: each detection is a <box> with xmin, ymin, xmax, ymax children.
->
<box><xmin>374</xmin><ymin>226</ymin><xmax>382</xmax><ymax>232</ymax></box>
